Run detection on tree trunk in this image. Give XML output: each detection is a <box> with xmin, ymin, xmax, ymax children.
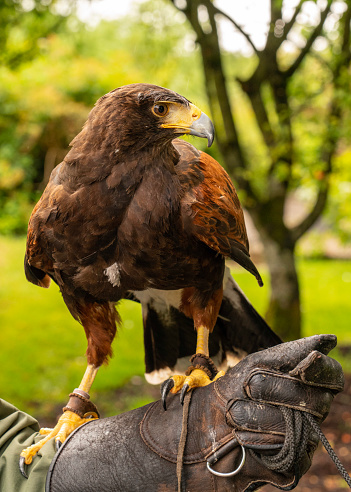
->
<box><xmin>251</xmin><ymin>210</ymin><xmax>300</xmax><ymax>341</ymax></box>
<box><xmin>263</xmin><ymin>240</ymin><xmax>300</xmax><ymax>341</ymax></box>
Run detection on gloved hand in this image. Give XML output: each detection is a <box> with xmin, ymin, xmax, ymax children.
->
<box><xmin>212</xmin><ymin>333</ymin><xmax>344</xmax><ymax>490</ymax></box>
<box><xmin>47</xmin><ymin>335</ymin><xmax>344</xmax><ymax>492</ymax></box>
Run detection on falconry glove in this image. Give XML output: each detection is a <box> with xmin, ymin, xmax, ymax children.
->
<box><xmin>46</xmin><ymin>335</ymin><xmax>344</xmax><ymax>492</ymax></box>
<box><xmin>214</xmin><ymin>333</ymin><xmax>344</xmax><ymax>490</ymax></box>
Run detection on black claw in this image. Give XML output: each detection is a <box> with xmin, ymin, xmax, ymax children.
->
<box><xmin>161</xmin><ymin>378</ymin><xmax>174</xmax><ymax>411</ymax></box>
<box><xmin>180</xmin><ymin>384</ymin><xmax>189</xmax><ymax>406</ymax></box>
<box><xmin>19</xmin><ymin>456</ymin><xmax>28</xmax><ymax>479</ymax></box>
<box><xmin>55</xmin><ymin>440</ymin><xmax>63</xmax><ymax>452</ymax></box>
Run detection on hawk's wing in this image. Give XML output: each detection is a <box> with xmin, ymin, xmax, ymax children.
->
<box><xmin>175</xmin><ymin>140</ymin><xmax>262</xmax><ymax>286</ymax></box>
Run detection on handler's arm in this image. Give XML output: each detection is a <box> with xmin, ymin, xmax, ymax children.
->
<box><xmin>0</xmin><ymin>399</ymin><xmax>55</xmax><ymax>492</ymax></box>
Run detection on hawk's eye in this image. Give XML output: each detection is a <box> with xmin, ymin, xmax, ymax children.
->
<box><xmin>152</xmin><ymin>104</ymin><xmax>169</xmax><ymax>117</ymax></box>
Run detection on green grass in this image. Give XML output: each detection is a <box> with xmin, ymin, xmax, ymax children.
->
<box><xmin>1</xmin><ymin>236</ymin><xmax>351</xmax><ymax>417</ymax></box>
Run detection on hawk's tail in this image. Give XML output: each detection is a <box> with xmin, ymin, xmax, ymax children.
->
<box><xmin>128</xmin><ymin>271</ymin><xmax>281</xmax><ymax>384</ymax></box>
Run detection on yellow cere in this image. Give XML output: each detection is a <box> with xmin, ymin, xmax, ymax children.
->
<box><xmin>160</xmin><ymin>102</ymin><xmax>202</xmax><ymax>132</ymax></box>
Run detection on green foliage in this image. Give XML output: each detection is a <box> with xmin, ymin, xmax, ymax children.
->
<box><xmin>1</xmin><ymin>0</ymin><xmax>350</xmax><ymax>238</ymax></box>
<box><xmin>0</xmin><ymin>0</ymin><xmax>73</xmax><ymax>69</ymax></box>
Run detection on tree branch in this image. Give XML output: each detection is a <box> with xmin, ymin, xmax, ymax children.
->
<box><xmin>238</xmin><ymin>79</ymin><xmax>276</xmax><ymax>149</ymax></box>
<box><xmin>342</xmin><ymin>10</ymin><xmax>351</xmax><ymax>55</ymax></box>
<box><xmin>207</xmin><ymin>3</ymin><xmax>260</xmax><ymax>56</ymax></box>
<box><xmin>338</xmin><ymin>2</ymin><xmax>351</xmax><ymax>72</ymax></box>
<box><xmin>284</xmin><ymin>0</ymin><xmax>332</xmax><ymax>78</ymax></box>
<box><xmin>263</xmin><ymin>0</ymin><xmax>283</xmax><ymax>52</ymax></box>
<box><xmin>270</xmin><ymin>0</ymin><xmax>283</xmax><ymax>25</ymax></box>
<box><xmin>276</xmin><ymin>0</ymin><xmax>306</xmax><ymax>47</ymax></box>
<box><xmin>291</xmin><ymin>183</ymin><xmax>329</xmax><ymax>242</ymax></box>
<box><xmin>171</xmin><ymin>0</ymin><xmax>258</xmax><ymax>202</ymax></box>
<box><xmin>169</xmin><ymin>0</ymin><xmax>203</xmax><ymax>39</ymax></box>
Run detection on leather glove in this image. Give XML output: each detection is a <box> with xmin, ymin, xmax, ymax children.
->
<box><xmin>47</xmin><ymin>335</ymin><xmax>344</xmax><ymax>492</ymax></box>
<box><xmin>213</xmin><ymin>333</ymin><xmax>344</xmax><ymax>490</ymax></box>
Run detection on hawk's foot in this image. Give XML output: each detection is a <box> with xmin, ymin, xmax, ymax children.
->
<box><xmin>19</xmin><ymin>391</ymin><xmax>99</xmax><ymax>478</ymax></box>
<box><xmin>161</xmin><ymin>354</ymin><xmax>225</xmax><ymax>409</ymax></box>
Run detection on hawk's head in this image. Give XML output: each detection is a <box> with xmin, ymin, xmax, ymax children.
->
<box><xmin>74</xmin><ymin>84</ymin><xmax>215</xmax><ymax>156</ymax></box>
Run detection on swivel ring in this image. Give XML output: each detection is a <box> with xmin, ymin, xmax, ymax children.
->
<box><xmin>206</xmin><ymin>444</ymin><xmax>246</xmax><ymax>477</ymax></box>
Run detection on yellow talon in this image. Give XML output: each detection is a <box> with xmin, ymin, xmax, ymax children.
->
<box><xmin>20</xmin><ymin>410</ymin><xmax>97</xmax><ymax>465</ymax></box>
<box><xmin>170</xmin><ymin>374</ymin><xmax>188</xmax><ymax>393</ymax></box>
<box><xmin>39</xmin><ymin>427</ymin><xmax>55</xmax><ymax>436</ymax></box>
<box><xmin>170</xmin><ymin>368</ymin><xmax>225</xmax><ymax>394</ymax></box>
<box><xmin>164</xmin><ymin>325</ymin><xmax>224</xmax><ymax>406</ymax></box>
<box><xmin>213</xmin><ymin>370</ymin><xmax>226</xmax><ymax>381</ymax></box>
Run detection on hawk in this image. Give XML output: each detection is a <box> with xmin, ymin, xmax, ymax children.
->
<box><xmin>21</xmin><ymin>84</ymin><xmax>279</xmax><ymax>469</ymax></box>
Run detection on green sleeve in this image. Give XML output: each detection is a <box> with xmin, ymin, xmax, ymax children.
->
<box><xmin>0</xmin><ymin>399</ymin><xmax>55</xmax><ymax>492</ymax></box>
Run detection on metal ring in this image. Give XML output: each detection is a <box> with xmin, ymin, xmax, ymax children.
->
<box><xmin>206</xmin><ymin>444</ymin><xmax>246</xmax><ymax>477</ymax></box>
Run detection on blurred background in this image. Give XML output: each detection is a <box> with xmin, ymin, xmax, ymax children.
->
<box><xmin>1</xmin><ymin>0</ymin><xmax>351</xmax><ymax>489</ymax></box>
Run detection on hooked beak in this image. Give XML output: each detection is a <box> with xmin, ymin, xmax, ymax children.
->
<box><xmin>188</xmin><ymin>112</ymin><xmax>215</xmax><ymax>147</ymax></box>
<box><xmin>160</xmin><ymin>102</ymin><xmax>215</xmax><ymax>147</ymax></box>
